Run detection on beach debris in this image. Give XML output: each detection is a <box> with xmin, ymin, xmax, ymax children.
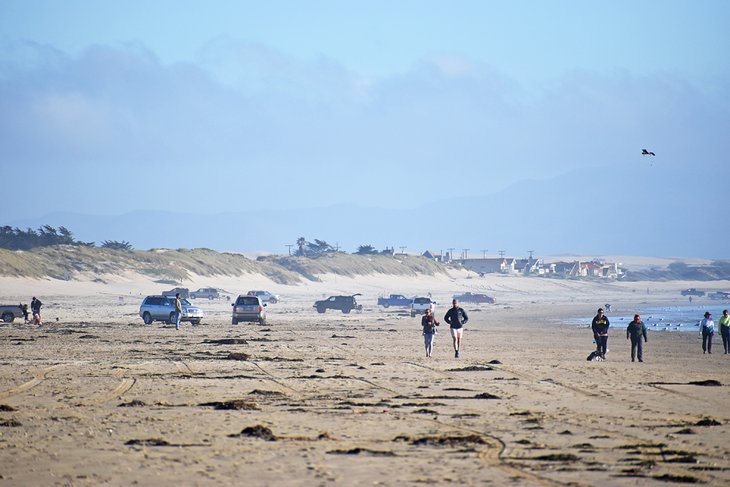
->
<box><xmin>204</xmin><ymin>339</ymin><xmax>248</xmax><ymax>345</ymax></box>
<box><xmin>675</xmin><ymin>428</ymin><xmax>695</xmax><ymax>435</ymax></box>
<box><xmin>0</xmin><ymin>404</ymin><xmax>17</xmax><ymax>411</ymax></box>
<box><xmin>695</xmin><ymin>417</ymin><xmax>721</xmax><ymax>426</ymax></box>
<box><xmin>229</xmin><ymin>425</ymin><xmax>276</xmax><ymax>441</ymax></box>
<box><xmin>327</xmin><ymin>448</ymin><xmax>395</xmax><ymax>456</ymax></box>
<box><xmin>487</xmin><ymin>359</ymin><xmax>502</xmax><ymax>364</ymax></box>
<box><xmin>125</xmin><ymin>438</ymin><xmax>170</xmax><ymax>446</ymax></box>
<box><xmin>118</xmin><ymin>399</ymin><xmax>146</xmax><ymax>407</ymax></box>
<box><xmin>248</xmin><ymin>389</ymin><xmax>286</xmax><ymax>397</ymax></box>
<box><xmin>0</xmin><ymin>419</ymin><xmax>22</xmax><ymax>427</ymax></box>
<box><xmin>526</xmin><ymin>453</ymin><xmax>580</xmax><ymax>462</ymax></box>
<box><xmin>652</xmin><ymin>474</ymin><xmax>702</xmax><ymax>484</ymax></box>
<box><xmin>199</xmin><ymin>400</ymin><xmax>259</xmax><ymax>410</ymax></box>
<box><xmin>394</xmin><ymin>434</ymin><xmax>487</xmax><ymax>447</ymax></box>
<box><xmin>687</xmin><ymin>380</ymin><xmax>721</xmax><ymax>387</ymax></box>
<box><xmin>448</xmin><ymin>365</ymin><xmax>493</xmax><ymax>372</ymax></box>
<box><xmin>226</xmin><ymin>352</ymin><xmax>249</xmax><ymax>361</ymax></box>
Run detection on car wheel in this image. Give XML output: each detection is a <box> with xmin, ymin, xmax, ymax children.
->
<box><xmin>259</xmin><ymin>318</ymin><xmax>266</xmax><ymax>325</ymax></box>
<box><xmin>168</xmin><ymin>312</ymin><xmax>176</xmax><ymax>324</ymax></box>
<box><xmin>191</xmin><ymin>319</ymin><xmax>200</xmax><ymax>326</ymax></box>
<box><xmin>270</xmin><ymin>298</ymin><xmax>277</xmax><ymax>304</ymax></box>
<box><xmin>1</xmin><ymin>312</ymin><xmax>14</xmax><ymax>323</ymax></box>
<box><xmin>208</xmin><ymin>296</ymin><xmax>214</xmax><ymax>300</ymax></box>
<box><xmin>411</xmin><ymin>312</ymin><xmax>416</xmax><ymax>318</ymax></box>
<box><xmin>342</xmin><ymin>309</ymin><xmax>350</xmax><ymax>314</ymax></box>
<box><xmin>142</xmin><ymin>312</ymin><xmax>153</xmax><ymax>325</ymax></box>
<box><xmin>232</xmin><ymin>319</ymin><xmax>238</xmax><ymax>325</ymax></box>
<box><xmin>383</xmin><ymin>303</ymin><xmax>389</xmax><ymax>308</ymax></box>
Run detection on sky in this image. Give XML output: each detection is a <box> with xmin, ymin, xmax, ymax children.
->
<box><xmin>1</xmin><ymin>1</ymin><xmax>729</xmax><ymax>256</ymax></box>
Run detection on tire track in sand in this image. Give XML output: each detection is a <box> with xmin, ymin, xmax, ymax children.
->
<box><xmin>81</xmin><ymin>368</ymin><xmax>136</xmax><ymax>405</ymax></box>
<box><xmin>0</xmin><ymin>364</ymin><xmax>64</xmax><ymax>400</ymax></box>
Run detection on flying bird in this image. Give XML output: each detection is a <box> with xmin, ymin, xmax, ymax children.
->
<box><xmin>641</xmin><ymin>149</ymin><xmax>655</xmax><ymax>156</ymax></box>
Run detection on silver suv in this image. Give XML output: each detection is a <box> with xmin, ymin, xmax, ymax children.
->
<box><xmin>232</xmin><ymin>295</ymin><xmax>267</xmax><ymax>325</ymax></box>
<box><xmin>139</xmin><ymin>295</ymin><xmax>204</xmax><ymax>326</ymax></box>
<box><xmin>247</xmin><ymin>290</ymin><xmax>279</xmax><ymax>304</ymax></box>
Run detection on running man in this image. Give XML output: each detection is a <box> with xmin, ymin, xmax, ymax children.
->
<box><xmin>444</xmin><ymin>299</ymin><xmax>468</xmax><ymax>358</ymax></box>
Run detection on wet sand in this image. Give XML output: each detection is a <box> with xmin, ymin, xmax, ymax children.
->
<box><xmin>1</xmin><ymin>275</ymin><xmax>730</xmax><ymax>486</ymax></box>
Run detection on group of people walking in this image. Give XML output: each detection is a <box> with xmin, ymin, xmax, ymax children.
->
<box><xmin>591</xmin><ymin>307</ymin><xmax>730</xmax><ymax>361</ymax></box>
<box><xmin>17</xmin><ymin>297</ymin><xmax>43</xmax><ymax>325</ymax></box>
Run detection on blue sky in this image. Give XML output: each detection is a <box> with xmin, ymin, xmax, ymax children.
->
<box><xmin>1</xmin><ymin>1</ymin><xmax>729</xmax><ymax>256</ymax></box>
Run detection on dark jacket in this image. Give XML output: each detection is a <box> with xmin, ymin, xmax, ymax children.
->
<box><xmin>444</xmin><ymin>307</ymin><xmax>468</xmax><ymax>329</ymax></box>
<box><xmin>421</xmin><ymin>314</ymin><xmax>439</xmax><ymax>334</ymax></box>
<box><xmin>591</xmin><ymin>315</ymin><xmax>609</xmax><ymax>335</ymax></box>
<box><xmin>626</xmin><ymin>320</ymin><xmax>648</xmax><ymax>342</ymax></box>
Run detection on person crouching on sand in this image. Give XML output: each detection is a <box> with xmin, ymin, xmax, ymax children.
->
<box><xmin>421</xmin><ymin>308</ymin><xmax>439</xmax><ymax>357</ymax></box>
<box><xmin>626</xmin><ymin>314</ymin><xmax>648</xmax><ymax>362</ymax></box>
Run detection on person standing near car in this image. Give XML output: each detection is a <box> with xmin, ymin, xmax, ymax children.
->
<box><xmin>719</xmin><ymin>309</ymin><xmax>730</xmax><ymax>354</ymax></box>
<box><xmin>591</xmin><ymin>308</ymin><xmax>610</xmax><ymax>359</ymax></box>
<box><xmin>444</xmin><ymin>299</ymin><xmax>468</xmax><ymax>358</ymax></box>
<box><xmin>699</xmin><ymin>311</ymin><xmax>715</xmax><ymax>354</ymax></box>
<box><xmin>421</xmin><ymin>308</ymin><xmax>440</xmax><ymax>357</ymax></box>
<box><xmin>626</xmin><ymin>314</ymin><xmax>648</xmax><ymax>362</ymax></box>
<box><xmin>174</xmin><ymin>293</ymin><xmax>183</xmax><ymax>330</ymax></box>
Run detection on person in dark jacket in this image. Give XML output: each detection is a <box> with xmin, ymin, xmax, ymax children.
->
<box><xmin>591</xmin><ymin>308</ymin><xmax>610</xmax><ymax>359</ymax></box>
<box><xmin>30</xmin><ymin>297</ymin><xmax>43</xmax><ymax>325</ymax></box>
<box><xmin>444</xmin><ymin>299</ymin><xmax>468</xmax><ymax>358</ymax></box>
<box><xmin>626</xmin><ymin>314</ymin><xmax>648</xmax><ymax>362</ymax></box>
<box><xmin>421</xmin><ymin>308</ymin><xmax>440</xmax><ymax>357</ymax></box>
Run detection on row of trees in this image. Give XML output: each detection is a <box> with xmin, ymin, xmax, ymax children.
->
<box><xmin>293</xmin><ymin>237</ymin><xmax>394</xmax><ymax>257</ymax></box>
<box><xmin>0</xmin><ymin>225</ymin><xmax>132</xmax><ymax>251</ymax></box>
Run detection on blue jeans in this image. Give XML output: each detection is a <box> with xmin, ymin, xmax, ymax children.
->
<box><xmin>423</xmin><ymin>333</ymin><xmax>435</xmax><ymax>356</ymax></box>
<box><xmin>630</xmin><ymin>337</ymin><xmax>644</xmax><ymax>361</ymax></box>
<box><xmin>702</xmin><ymin>330</ymin><xmax>713</xmax><ymax>353</ymax></box>
<box><xmin>175</xmin><ymin>311</ymin><xmax>182</xmax><ymax>329</ymax></box>
<box><xmin>596</xmin><ymin>336</ymin><xmax>608</xmax><ymax>356</ymax></box>
<box><xmin>721</xmin><ymin>327</ymin><xmax>730</xmax><ymax>354</ymax></box>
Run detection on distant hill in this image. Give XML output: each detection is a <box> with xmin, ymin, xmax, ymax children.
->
<box><xmin>0</xmin><ymin>246</ymin><xmax>450</xmax><ymax>284</ymax></box>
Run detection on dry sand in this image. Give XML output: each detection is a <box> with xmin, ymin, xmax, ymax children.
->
<box><xmin>1</xmin><ymin>271</ymin><xmax>730</xmax><ymax>486</ymax></box>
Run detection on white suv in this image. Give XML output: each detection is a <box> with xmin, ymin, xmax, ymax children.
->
<box><xmin>411</xmin><ymin>297</ymin><xmax>436</xmax><ymax>317</ymax></box>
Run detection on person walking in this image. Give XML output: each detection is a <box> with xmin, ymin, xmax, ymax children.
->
<box><xmin>591</xmin><ymin>308</ymin><xmax>610</xmax><ymax>359</ymax></box>
<box><xmin>699</xmin><ymin>311</ymin><xmax>715</xmax><ymax>354</ymax></box>
<box><xmin>444</xmin><ymin>299</ymin><xmax>468</xmax><ymax>358</ymax></box>
<box><xmin>719</xmin><ymin>309</ymin><xmax>730</xmax><ymax>354</ymax></box>
<box><xmin>421</xmin><ymin>308</ymin><xmax>439</xmax><ymax>357</ymax></box>
<box><xmin>30</xmin><ymin>297</ymin><xmax>43</xmax><ymax>325</ymax></box>
<box><xmin>174</xmin><ymin>293</ymin><xmax>183</xmax><ymax>330</ymax></box>
<box><xmin>626</xmin><ymin>314</ymin><xmax>648</xmax><ymax>362</ymax></box>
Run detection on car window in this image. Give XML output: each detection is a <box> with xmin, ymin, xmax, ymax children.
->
<box><xmin>236</xmin><ymin>297</ymin><xmax>259</xmax><ymax>305</ymax></box>
<box><xmin>181</xmin><ymin>299</ymin><xmax>191</xmax><ymax>306</ymax></box>
<box><xmin>414</xmin><ymin>297</ymin><xmax>431</xmax><ymax>304</ymax></box>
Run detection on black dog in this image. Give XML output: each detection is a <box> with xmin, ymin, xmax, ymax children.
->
<box><xmin>586</xmin><ymin>350</ymin><xmax>605</xmax><ymax>361</ymax></box>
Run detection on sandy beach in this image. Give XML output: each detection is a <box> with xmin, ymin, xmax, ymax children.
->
<box><xmin>2</xmin><ymin>271</ymin><xmax>730</xmax><ymax>486</ymax></box>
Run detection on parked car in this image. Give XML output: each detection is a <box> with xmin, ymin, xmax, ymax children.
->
<box><xmin>247</xmin><ymin>290</ymin><xmax>279</xmax><ymax>304</ymax></box>
<box><xmin>162</xmin><ymin>287</ymin><xmax>190</xmax><ymax>299</ymax></box>
<box><xmin>411</xmin><ymin>296</ymin><xmax>436</xmax><ymax>317</ymax></box>
<box><xmin>232</xmin><ymin>295</ymin><xmax>267</xmax><ymax>325</ymax></box>
<box><xmin>377</xmin><ymin>294</ymin><xmax>412</xmax><ymax>308</ymax></box>
<box><xmin>139</xmin><ymin>295</ymin><xmax>203</xmax><ymax>325</ymax></box>
<box><xmin>708</xmin><ymin>291</ymin><xmax>730</xmax><ymax>301</ymax></box>
<box><xmin>680</xmin><ymin>288</ymin><xmax>705</xmax><ymax>297</ymax></box>
<box><xmin>0</xmin><ymin>304</ymin><xmax>24</xmax><ymax>323</ymax></box>
<box><xmin>190</xmin><ymin>287</ymin><xmax>219</xmax><ymax>300</ymax></box>
<box><xmin>453</xmin><ymin>292</ymin><xmax>496</xmax><ymax>304</ymax></box>
<box><xmin>314</xmin><ymin>294</ymin><xmax>363</xmax><ymax>314</ymax></box>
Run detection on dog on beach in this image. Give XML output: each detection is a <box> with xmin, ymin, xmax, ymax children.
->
<box><xmin>586</xmin><ymin>350</ymin><xmax>605</xmax><ymax>362</ymax></box>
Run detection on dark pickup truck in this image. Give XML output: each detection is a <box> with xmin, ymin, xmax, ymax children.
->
<box><xmin>377</xmin><ymin>294</ymin><xmax>412</xmax><ymax>308</ymax></box>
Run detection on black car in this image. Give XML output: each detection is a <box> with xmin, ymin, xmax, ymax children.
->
<box><xmin>162</xmin><ymin>287</ymin><xmax>190</xmax><ymax>299</ymax></box>
<box><xmin>453</xmin><ymin>292</ymin><xmax>496</xmax><ymax>304</ymax></box>
<box><xmin>314</xmin><ymin>294</ymin><xmax>363</xmax><ymax>314</ymax></box>
<box><xmin>680</xmin><ymin>288</ymin><xmax>705</xmax><ymax>297</ymax></box>
<box><xmin>708</xmin><ymin>291</ymin><xmax>730</xmax><ymax>301</ymax></box>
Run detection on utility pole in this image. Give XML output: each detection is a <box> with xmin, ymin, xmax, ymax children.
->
<box><xmin>447</xmin><ymin>248</ymin><xmax>455</xmax><ymax>261</ymax></box>
<box><xmin>528</xmin><ymin>250</ymin><xmax>534</xmax><ymax>260</ymax></box>
<box><xmin>399</xmin><ymin>246</ymin><xmax>406</xmax><ymax>254</ymax></box>
<box><xmin>498</xmin><ymin>250</ymin><xmax>505</xmax><ymax>258</ymax></box>
<box><xmin>285</xmin><ymin>244</ymin><xmax>293</xmax><ymax>256</ymax></box>
<box><xmin>462</xmin><ymin>248</ymin><xmax>469</xmax><ymax>260</ymax></box>
<box><xmin>334</xmin><ymin>242</ymin><xmax>340</xmax><ymax>252</ymax></box>
<box><xmin>481</xmin><ymin>249</ymin><xmax>488</xmax><ymax>259</ymax></box>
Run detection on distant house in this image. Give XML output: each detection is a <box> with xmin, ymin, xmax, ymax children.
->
<box><xmin>514</xmin><ymin>258</ymin><xmax>541</xmax><ymax>275</ymax></box>
<box><xmin>455</xmin><ymin>258</ymin><xmax>515</xmax><ymax>275</ymax></box>
<box><xmin>548</xmin><ymin>260</ymin><xmax>623</xmax><ymax>279</ymax></box>
<box><xmin>422</xmin><ymin>250</ymin><xmax>440</xmax><ymax>261</ymax></box>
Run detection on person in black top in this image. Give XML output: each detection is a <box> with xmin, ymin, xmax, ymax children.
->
<box><xmin>20</xmin><ymin>303</ymin><xmax>29</xmax><ymax>323</ymax></box>
<box><xmin>30</xmin><ymin>297</ymin><xmax>43</xmax><ymax>325</ymax></box>
<box><xmin>421</xmin><ymin>308</ymin><xmax>440</xmax><ymax>357</ymax></box>
<box><xmin>444</xmin><ymin>299</ymin><xmax>469</xmax><ymax>358</ymax></box>
<box><xmin>591</xmin><ymin>308</ymin><xmax>609</xmax><ymax>359</ymax></box>
<box><xmin>626</xmin><ymin>314</ymin><xmax>648</xmax><ymax>362</ymax></box>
